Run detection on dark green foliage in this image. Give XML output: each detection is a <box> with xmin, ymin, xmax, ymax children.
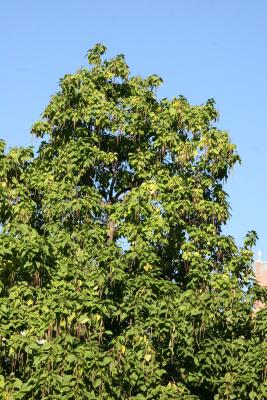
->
<box><xmin>0</xmin><ymin>45</ymin><xmax>266</xmax><ymax>399</ymax></box>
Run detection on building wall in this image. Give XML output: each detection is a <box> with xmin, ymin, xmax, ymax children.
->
<box><xmin>255</xmin><ymin>260</ymin><xmax>267</xmax><ymax>287</ymax></box>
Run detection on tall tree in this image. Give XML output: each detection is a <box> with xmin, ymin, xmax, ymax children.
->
<box><xmin>0</xmin><ymin>44</ymin><xmax>266</xmax><ymax>399</ymax></box>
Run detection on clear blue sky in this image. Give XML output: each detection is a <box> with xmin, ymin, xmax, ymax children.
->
<box><xmin>1</xmin><ymin>0</ymin><xmax>266</xmax><ymax>258</ymax></box>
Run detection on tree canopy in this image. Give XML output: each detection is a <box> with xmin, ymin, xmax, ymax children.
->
<box><xmin>0</xmin><ymin>44</ymin><xmax>266</xmax><ymax>399</ymax></box>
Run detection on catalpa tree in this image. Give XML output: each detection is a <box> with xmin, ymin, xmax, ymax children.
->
<box><xmin>0</xmin><ymin>44</ymin><xmax>266</xmax><ymax>399</ymax></box>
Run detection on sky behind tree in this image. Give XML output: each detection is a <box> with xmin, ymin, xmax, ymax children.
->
<box><xmin>1</xmin><ymin>0</ymin><xmax>266</xmax><ymax>258</ymax></box>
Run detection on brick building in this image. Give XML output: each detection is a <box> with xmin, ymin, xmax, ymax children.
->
<box><xmin>254</xmin><ymin>253</ymin><xmax>267</xmax><ymax>311</ymax></box>
<box><xmin>255</xmin><ymin>252</ymin><xmax>267</xmax><ymax>287</ymax></box>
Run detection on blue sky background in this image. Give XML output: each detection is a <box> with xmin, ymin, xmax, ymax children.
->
<box><xmin>1</xmin><ymin>0</ymin><xmax>266</xmax><ymax>258</ymax></box>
